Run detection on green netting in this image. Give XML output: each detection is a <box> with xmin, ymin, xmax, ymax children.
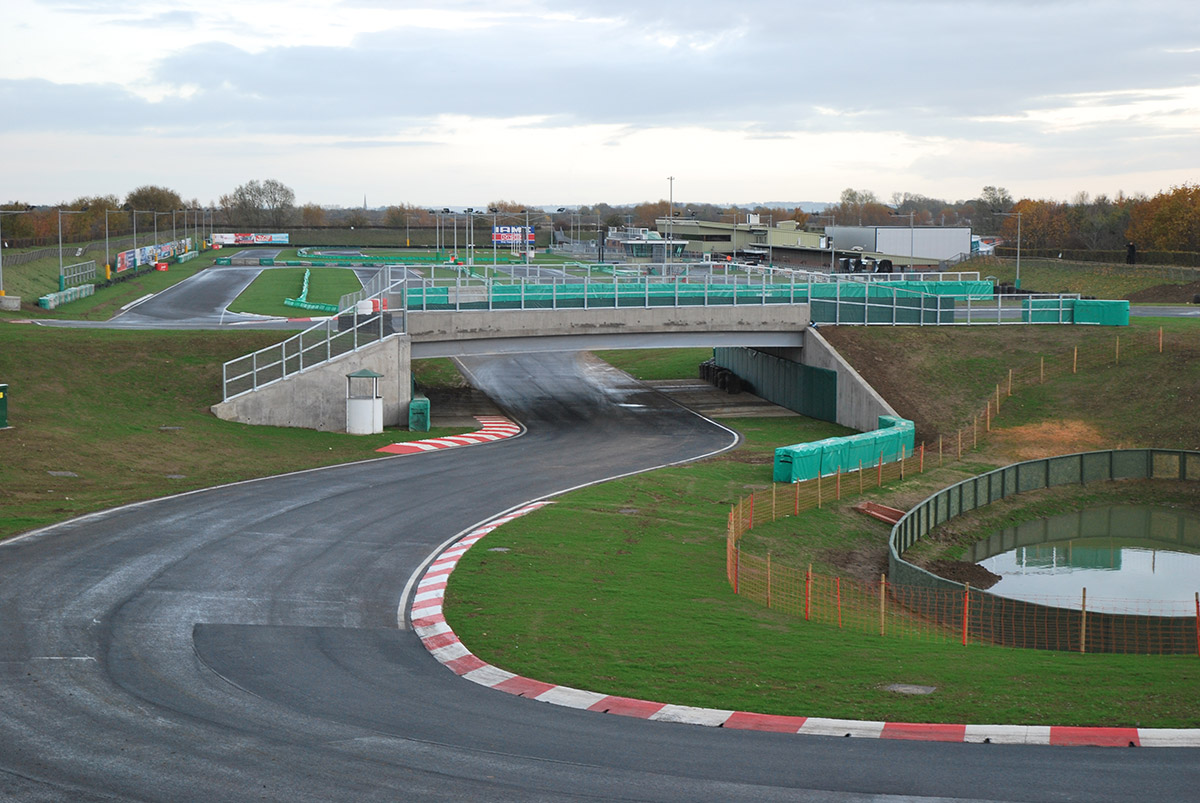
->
<box><xmin>1073</xmin><ymin>299</ymin><xmax>1129</xmax><ymax>326</ymax></box>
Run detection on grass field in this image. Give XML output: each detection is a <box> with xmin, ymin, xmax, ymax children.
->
<box><xmin>227</xmin><ymin>267</ymin><xmax>363</xmax><ymax>317</ymax></box>
<box><xmin>961</xmin><ymin>255</ymin><xmax>1200</xmax><ymax>300</ymax></box>
<box><xmin>444</xmin><ymin>317</ymin><xmax>1200</xmax><ymax>728</ymax></box>
<box><xmin>0</xmin><ymin>327</ymin><xmax>469</xmax><ymax>539</ymax></box>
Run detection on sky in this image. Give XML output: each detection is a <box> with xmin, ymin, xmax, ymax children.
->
<box><xmin>2</xmin><ymin>0</ymin><xmax>1199</xmax><ymax>208</ymax></box>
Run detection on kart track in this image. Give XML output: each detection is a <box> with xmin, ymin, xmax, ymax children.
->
<box><xmin>2</xmin><ymin>267</ymin><xmax>1197</xmax><ymax>801</ymax></box>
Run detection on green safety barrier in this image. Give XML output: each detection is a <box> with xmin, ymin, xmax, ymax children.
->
<box><xmin>1022</xmin><ymin>298</ymin><xmax>1074</xmax><ymax>323</ymax></box>
<box><xmin>0</xmin><ymin>383</ymin><xmax>8</xmax><ymax>429</ymax></box>
<box><xmin>215</xmin><ymin>257</ymin><xmax>232</xmax><ymax>265</ymax></box>
<box><xmin>176</xmin><ymin>251</ymin><xmax>199</xmax><ymax>264</ymax></box>
<box><xmin>283</xmin><ymin>298</ymin><xmax>338</xmax><ymax>313</ymax></box>
<box><xmin>1073</xmin><ymin>299</ymin><xmax>1129</xmax><ymax>326</ymax></box>
<box><xmin>282</xmin><ymin>268</ymin><xmax>339</xmax><ymax>313</ymax></box>
<box><xmin>259</xmin><ymin>258</ymin><xmax>275</xmax><ymax>266</ymax></box>
<box><xmin>774</xmin><ymin>416</ymin><xmax>915</xmax><ymax>483</ymax></box>
<box><xmin>37</xmin><ymin>284</ymin><xmax>95</xmax><ymax>310</ymax></box>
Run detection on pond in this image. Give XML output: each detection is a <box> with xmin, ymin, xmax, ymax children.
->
<box><xmin>966</xmin><ymin>505</ymin><xmax>1200</xmax><ymax>613</ymax></box>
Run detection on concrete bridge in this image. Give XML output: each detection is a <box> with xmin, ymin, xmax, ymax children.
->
<box><xmin>210</xmin><ymin>300</ymin><xmax>898</xmax><ymax>433</ymax></box>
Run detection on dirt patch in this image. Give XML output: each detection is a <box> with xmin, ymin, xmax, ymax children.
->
<box><xmin>988</xmin><ymin>420</ymin><xmax>1114</xmax><ymax>461</ymax></box>
<box><xmin>923</xmin><ymin>560</ymin><xmax>1001</xmax><ymax>589</ymax></box>
<box><xmin>818</xmin><ymin>544</ymin><xmax>889</xmax><ymax>584</ymax></box>
<box><xmin>1126</xmin><ymin>279</ymin><xmax>1200</xmax><ymax>304</ymax></box>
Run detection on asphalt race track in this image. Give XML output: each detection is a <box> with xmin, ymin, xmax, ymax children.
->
<box><xmin>5</xmin><ymin>271</ymin><xmax>1199</xmax><ymax>800</ymax></box>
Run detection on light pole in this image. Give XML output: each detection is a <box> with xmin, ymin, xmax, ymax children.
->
<box><xmin>103</xmin><ymin>207</ymin><xmax>127</xmax><ymax>272</ymax></box>
<box><xmin>521</xmin><ymin>208</ymin><xmax>531</xmax><ymax>266</ymax></box>
<box><xmin>666</xmin><ymin>176</ymin><xmax>675</xmax><ymax>265</ymax></box>
<box><xmin>489</xmin><ymin>207</ymin><xmax>498</xmax><ymax>267</ymax></box>
<box><xmin>58</xmin><ymin>206</ymin><xmax>90</xmax><ymax>291</ymax></box>
<box><xmin>996</xmin><ymin>210</ymin><xmax>1022</xmax><ymax>289</ymax></box>
<box><xmin>0</xmin><ymin>206</ymin><xmax>35</xmax><ymax>296</ymax></box>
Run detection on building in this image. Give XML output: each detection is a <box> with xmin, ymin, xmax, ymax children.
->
<box><xmin>653</xmin><ymin>215</ymin><xmax>827</xmax><ymax>260</ymax></box>
<box><xmin>825</xmin><ymin>226</ymin><xmax>972</xmax><ymax>266</ymax></box>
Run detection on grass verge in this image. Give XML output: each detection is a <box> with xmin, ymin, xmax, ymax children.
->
<box><xmin>227</xmin><ymin>268</ymin><xmax>362</xmax><ymax>317</ymax></box>
<box><xmin>446</xmin><ymin>325</ymin><xmax>1200</xmax><ymax>728</ymax></box>
<box><xmin>0</xmin><ymin>327</ymin><xmax>468</xmax><ymax>539</ymax></box>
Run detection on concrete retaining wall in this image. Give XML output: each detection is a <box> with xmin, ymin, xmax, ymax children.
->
<box><xmin>750</xmin><ymin>327</ymin><xmax>896</xmax><ymax>433</ymax></box>
<box><xmin>212</xmin><ymin>335</ymin><xmax>412</xmax><ymax>432</ymax></box>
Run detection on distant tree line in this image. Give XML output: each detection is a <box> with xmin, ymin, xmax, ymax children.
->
<box><xmin>5</xmin><ymin>181</ymin><xmax>1198</xmax><ymax>256</ymax></box>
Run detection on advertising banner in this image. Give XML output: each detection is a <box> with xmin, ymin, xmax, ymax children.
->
<box><xmin>116</xmin><ymin>250</ymin><xmax>134</xmax><ymax>272</ymax></box>
<box><xmin>492</xmin><ymin>225</ymin><xmax>534</xmax><ymax>244</ymax></box>
<box><xmin>213</xmin><ymin>233</ymin><xmax>290</xmax><ymax>245</ymax></box>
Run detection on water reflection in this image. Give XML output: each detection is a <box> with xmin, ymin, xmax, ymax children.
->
<box><xmin>969</xmin><ymin>505</ymin><xmax>1200</xmax><ymax>610</ymax></box>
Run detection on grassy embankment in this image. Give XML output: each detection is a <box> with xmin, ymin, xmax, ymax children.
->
<box><xmin>445</xmin><ymin>321</ymin><xmax>1200</xmax><ymax>728</ymax></box>
<box><xmin>0</xmin><ymin>326</ymin><xmax>470</xmax><ymax>540</ymax></box>
<box><xmin>960</xmin><ymin>255</ymin><xmax>1200</xmax><ymax>301</ymax></box>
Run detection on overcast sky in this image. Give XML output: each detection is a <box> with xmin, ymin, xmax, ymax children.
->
<box><xmin>3</xmin><ymin>0</ymin><xmax>1198</xmax><ymax>208</ymax></box>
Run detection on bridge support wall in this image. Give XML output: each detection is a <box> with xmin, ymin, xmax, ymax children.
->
<box><xmin>718</xmin><ymin>327</ymin><xmax>896</xmax><ymax>433</ymax></box>
<box><xmin>212</xmin><ymin>335</ymin><xmax>412</xmax><ymax>432</ymax></box>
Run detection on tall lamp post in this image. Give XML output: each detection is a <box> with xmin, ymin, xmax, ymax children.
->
<box><xmin>58</xmin><ymin>206</ymin><xmax>90</xmax><ymax>291</ymax></box>
<box><xmin>0</xmin><ymin>205</ymin><xmax>35</xmax><ymax>297</ymax></box>
<box><xmin>489</xmin><ymin>207</ymin><xmax>499</xmax><ymax>267</ymax></box>
<box><xmin>995</xmin><ymin>210</ymin><xmax>1022</xmax><ymax>289</ymax></box>
<box><xmin>666</xmin><ymin>176</ymin><xmax>675</xmax><ymax>265</ymax></box>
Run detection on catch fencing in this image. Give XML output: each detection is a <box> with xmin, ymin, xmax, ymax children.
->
<box><xmin>726</xmin><ymin>328</ymin><xmax>1199</xmax><ymax>655</ymax></box>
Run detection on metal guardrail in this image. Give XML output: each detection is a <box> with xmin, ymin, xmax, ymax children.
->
<box><xmin>222</xmin><ymin>261</ymin><xmax>1085</xmax><ymax>401</ymax></box>
<box><xmin>221</xmin><ymin>309</ymin><xmax>397</xmax><ymax>401</ymax></box>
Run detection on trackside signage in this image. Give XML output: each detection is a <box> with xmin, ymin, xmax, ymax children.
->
<box><xmin>212</xmin><ymin>233</ymin><xmax>290</xmax><ymax>245</ymax></box>
<box><xmin>492</xmin><ymin>225</ymin><xmax>535</xmax><ymax>244</ymax></box>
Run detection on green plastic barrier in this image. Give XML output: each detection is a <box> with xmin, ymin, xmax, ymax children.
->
<box><xmin>409</xmin><ymin>395</ymin><xmax>430</xmax><ymax>432</ymax></box>
<box><xmin>1022</xmin><ymin>298</ymin><xmax>1075</xmax><ymax>323</ymax></box>
<box><xmin>215</xmin><ymin>257</ymin><xmax>232</xmax><ymax>265</ymax></box>
<box><xmin>1073</xmin><ymin>299</ymin><xmax>1129</xmax><ymax>326</ymax></box>
<box><xmin>259</xmin><ymin>258</ymin><xmax>275</xmax><ymax>266</ymax></box>
<box><xmin>772</xmin><ymin>417</ymin><xmax>915</xmax><ymax>483</ymax></box>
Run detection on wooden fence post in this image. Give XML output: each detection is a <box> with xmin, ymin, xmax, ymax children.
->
<box><xmin>859</xmin><ymin>460</ymin><xmax>863</xmax><ymax>494</ymax></box>
<box><xmin>817</xmin><ymin>473</ymin><xmax>822</xmax><ymax>508</ymax></box>
<box><xmin>879</xmin><ymin>574</ymin><xmax>887</xmax><ymax>636</ymax></box>
<box><xmin>877</xmin><ymin>454</ymin><xmax>883</xmax><ymax>487</ymax></box>
<box><xmin>957</xmin><ymin>428</ymin><xmax>962</xmax><ymax>460</ymax></box>
<box><xmin>995</xmin><ymin>384</ymin><xmax>1001</xmax><ymax>413</ymax></box>
<box><xmin>939</xmin><ymin>434</ymin><xmax>943</xmax><ymax>467</ymax></box>
<box><xmin>1115</xmin><ymin>335</ymin><xmax>1120</xmax><ymax>365</ymax></box>
<box><xmin>836</xmin><ymin>467</ymin><xmax>841</xmax><ymax>500</ymax></box>
<box><xmin>986</xmin><ymin>402</ymin><xmax>991</xmax><ymax>432</ymax></box>
<box><xmin>805</xmin><ymin>564</ymin><xmax>812</xmax><ymax>621</ymax></box>
<box><xmin>794</xmin><ymin>481</ymin><xmax>799</xmax><ymax>516</ymax></box>
<box><xmin>767</xmin><ymin>552</ymin><xmax>772</xmax><ymax>608</ymax></box>
<box><xmin>962</xmin><ymin>583</ymin><xmax>970</xmax><ymax>646</ymax></box>
<box><xmin>1080</xmin><ymin>587</ymin><xmax>1088</xmax><ymax>654</ymax></box>
<box><xmin>837</xmin><ymin>577</ymin><xmax>842</xmax><ymax>628</ymax></box>
<box><xmin>920</xmin><ymin>443</ymin><xmax>925</xmax><ymax>473</ymax></box>
<box><xmin>1008</xmin><ymin>368</ymin><xmax>1013</xmax><ymax>397</ymax></box>
<box><xmin>772</xmin><ymin>484</ymin><xmax>777</xmax><ymax>522</ymax></box>
<box><xmin>1073</xmin><ymin>346</ymin><xmax>1078</xmax><ymax>374</ymax></box>
<box><xmin>1040</xmin><ymin>356</ymin><xmax>1044</xmax><ymax>383</ymax></box>
<box><xmin>900</xmin><ymin>445</ymin><xmax>906</xmax><ymax>479</ymax></box>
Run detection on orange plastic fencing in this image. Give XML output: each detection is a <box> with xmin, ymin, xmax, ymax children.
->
<box><xmin>726</xmin><ymin>328</ymin><xmax>1200</xmax><ymax>655</ymax></box>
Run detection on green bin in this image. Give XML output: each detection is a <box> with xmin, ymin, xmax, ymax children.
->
<box><xmin>0</xmin><ymin>383</ymin><xmax>8</xmax><ymax>428</ymax></box>
<box><xmin>409</xmin><ymin>395</ymin><xmax>430</xmax><ymax>432</ymax></box>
